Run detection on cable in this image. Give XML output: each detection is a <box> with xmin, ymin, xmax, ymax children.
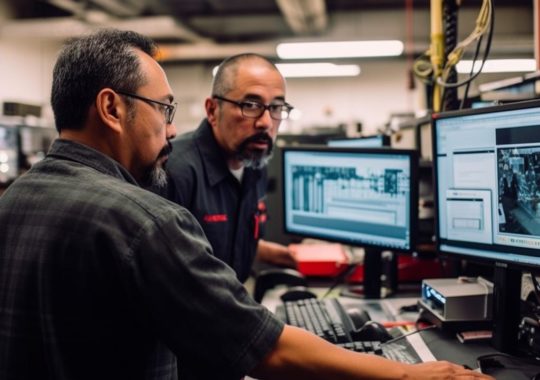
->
<box><xmin>438</xmin><ymin>0</ymin><xmax>494</xmax><ymax>90</ymax></box>
<box><xmin>437</xmin><ymin>0</ymin><xmax>494</xmax><ymax>89</ymax></box>
<box><xmin>380</xmin><ymin>324</ymin><xmax>437</xmax><ymax>347</ymax></box>
<box><xmin>460</xmin><ymin>33</ymin><xmax>483</xmax><ymax>109</ymax></box>
<box><xmin>443</xmin><ymin>0</ymin><xmax>492</xmax><ymax>69</ymax></box>
<box><xmin>321</xmin><ymin>263</ymin><xmax>358</xmax><ymax>299</ymax></box>
<box><xmin>413</xmin><ymin>0</ymin><xmax>494</xmax><ymax>110</ymax></box>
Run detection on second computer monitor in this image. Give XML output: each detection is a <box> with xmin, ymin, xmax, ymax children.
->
<box><xmin>282</xmin><ymin>146</ymin><xmax>418</xmax><ymax>252</ymax></box>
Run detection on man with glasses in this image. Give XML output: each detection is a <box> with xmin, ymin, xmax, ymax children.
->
<box><xmin>162</xmin><ymin>54</ymin><xmax>297</xmax><ymax>284</ymax></box>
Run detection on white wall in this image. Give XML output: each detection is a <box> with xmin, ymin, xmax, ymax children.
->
<box><xmin>0</xmin><ymin>38</ymin><xmax>60</xmax><ymax>125</ymax></box>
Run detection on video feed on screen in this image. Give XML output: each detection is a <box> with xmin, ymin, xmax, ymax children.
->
<box><xmin>434</xmin><ymin>102</ymin><xmax>540</xmax><ymax>264</ymax></box>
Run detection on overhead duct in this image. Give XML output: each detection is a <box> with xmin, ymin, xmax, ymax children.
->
<box><xmin>275</xmin><ymin>0</ymin><xmax>327</xmax><ymax>35</ymax></box>
<box><xmin>89</xmin><ymin>0</ymin><xmax>146</xmax><ymax>17</ymax></box>
<box><xmin>0</xmin><ymin>15</ymin><xmax>209</xmax><ymax>43</ymax></box>
<box><xmin>47</xmin><ymin>0</ymin><xmax>145</xmax><ymax>18</ymax></box>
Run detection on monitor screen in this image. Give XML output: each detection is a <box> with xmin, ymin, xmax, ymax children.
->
<box><xmin>0</xmin><ymin>125</ymin><xmax>19</xmax><ymax>184</ymax></box>
<box><xmin>327</xmin><ymin>134</ymin><xmax>390</xmax><ymax>148</ymax></box>
<box><xmin>282</xmin><ymin>146</ymin><xmax>418</xmax><ymax>252</ymax></box>
<box><xmin>433</xmin><ymin>99</ymin><xmax>540</xmax><ymax>268</ymax></box>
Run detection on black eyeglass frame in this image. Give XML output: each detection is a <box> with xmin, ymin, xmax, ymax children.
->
<box><xmin>116</xmin><ymin>90</ymin><xmax>177</xmax><ymax>124</ymax></box>
<box><xmin>213</xmin><ymin>95</ymin><xmax>293</xmax><ymax>121</ymax></box>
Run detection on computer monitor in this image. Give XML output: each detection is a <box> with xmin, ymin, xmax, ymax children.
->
<box><xmin>282</xmin><ymin>146</ymin><xmax>418</xmax><ymax>297</ymax></box>
<box><xmin>432</xmin><ymin>99</ymin><xmax>540</xmax><ymax>353</ymax></box>
<box><xmin>0</xmin><ymin>125</ymin><xmax>19</xmax><ymax>184</ymax></box>
<box><xmin>327</xmin><ymin>134</ymin><xmax>390</xmax><ymax>148</ymax></box>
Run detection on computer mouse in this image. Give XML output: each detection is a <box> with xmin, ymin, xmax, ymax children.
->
<box><xmin>346</xmin><ymin>307</ymin><xmax>372</xmax><ymax>330</ymax></box>
<box><xmin>352</xmin><ymin>321</ymin><xmax>393</xmax><ymax>343</ymax></box>
<box><xmin>280</xmin><ymin>286</ymin><xmax>317</xmax><ymax>302</ymax></box>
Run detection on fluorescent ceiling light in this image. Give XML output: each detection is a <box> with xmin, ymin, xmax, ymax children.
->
<box><xmin>457</xmin><ymin>59</ymin><xmax>536</xmax><ymax>73</ymax></box>
<box><xmin>276</xmin><ymin>63</ymin><xmax>360</xmax><ymax>77</ymax></box>
<box><xmin>212</xmin><ymin>63</ymin><xmax>360</xmax><ymax>78</ymax></box>
<box><xmin>276</xmin><ymin>40</ymin><xmax>404</xmax><ymax>59</ymax></box>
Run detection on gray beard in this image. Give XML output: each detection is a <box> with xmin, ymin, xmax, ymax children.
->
<box><xmin>141</xmin><ymin>164</ymin><xmax>168</xmax><ymax>189</ymax></box>
<box><xmin>240</xmin><ymin>151</ymin><xmax>273</xmax><ymax>170</ymax></box>
<box><xmin>149</xmin><ymin>165</ymin><xmax>168</xmax><ymax>189</ymax></box>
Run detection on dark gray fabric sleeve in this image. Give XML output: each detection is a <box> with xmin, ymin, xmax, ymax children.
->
<box><xmin>122</xmin><ymin>206</ymin><xmax>284</xmax><ymax>379</ymax></box>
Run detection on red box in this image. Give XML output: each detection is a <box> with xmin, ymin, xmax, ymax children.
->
<box><xmin>289</xmin><ymin>243</ymin><xmax>350</xmax><ymax>277</ymax></box>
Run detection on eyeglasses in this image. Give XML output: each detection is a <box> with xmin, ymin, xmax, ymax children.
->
<box><xmin>116</xmin><ymin>90</ymin><xmax>177</xmax><ymax>124</ymax></box>
<box><xmin>213</xmin><ymin>95</ymin><xmax>293</xmax><ymax>121</ymax></box>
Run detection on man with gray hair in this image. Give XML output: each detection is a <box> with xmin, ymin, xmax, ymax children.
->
<box><xmin>162</xmin><ymin>54</ymin><xmax>297</xmax><ymax>284</ymax></box>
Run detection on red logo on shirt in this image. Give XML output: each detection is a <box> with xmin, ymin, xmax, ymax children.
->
<box><xmin>253</xmin><ymin>201</ymin><xmax>268</xmax><ymax>239</ymax></box>
<box><xmin>257</xmin><ymin>201</ymin><xmax>267</xmax><ymax>223</ymax></box>
<box><xmin>203</xmin><ymin>214</ymin><xmax>228</xmax><ymax>223</ymax></box>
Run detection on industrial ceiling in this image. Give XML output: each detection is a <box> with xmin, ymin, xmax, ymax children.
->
<box><xmin>0</xmin><ymin>0</ymin><xmax>534</xmax><ymax>62</ymax></box>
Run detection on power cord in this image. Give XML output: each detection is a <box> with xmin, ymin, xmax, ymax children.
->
<box><xmin>380</xmin><ymin>324</ymin><xmax>437</xmax><ymax>347</ymax></box>
<box><xmin>438</xmin><ymin>0</ymin><xmax>492</xmax><ymax>86</ymax></box>
<box><xmin>321</xmin><ymin>263</ymin><xmax>358</xmax><ymax>299</ymax></box>
<box><xmin>437</xmin><ymin>0</ymin><xmax>494</xmax><ymax>90</ymax></box>
<box><xmin>412</xmin><ymin>0</ymin><xmax>494</xmax><ymax>111</ymax></box>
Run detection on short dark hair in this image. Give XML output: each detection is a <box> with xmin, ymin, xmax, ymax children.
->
<box><xmin>51</xmin><ymin>28</ymin><xmax>157</xmax><ymax>132</ymax></box>
<box><xmin>211</xmin><ymin>53</ymin><xmax>280</xmax><ymax>97</ymax></box>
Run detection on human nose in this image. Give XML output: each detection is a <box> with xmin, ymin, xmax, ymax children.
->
<box><xmin>254</xmin><ymin>107</ymin><xmax>274</xmax><ymax>129</ymax></box>
<box><xmin>166</xmin><ymin>122</ymin><xmax>177</xmax><ymax>140</ymax></box>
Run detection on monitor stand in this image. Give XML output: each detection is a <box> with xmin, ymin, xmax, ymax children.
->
<box><xmin>491</xmin><ymin>263</ymin><xmax>521</xmax><ymax>353</ymax></box>
<box><xmin>339</xmin><ymin>248</ymin><xmax>398</xmax><ymax>299</ymax></box>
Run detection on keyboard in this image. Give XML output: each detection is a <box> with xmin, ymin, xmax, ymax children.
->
<box><xmin>275</xmin><ymin>297</ymin><xmax>426</xmax><ymax>363</ymax></box>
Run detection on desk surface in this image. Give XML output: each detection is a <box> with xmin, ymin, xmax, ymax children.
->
<box><xmin>261</xmin><ymin>287</ymin><xmax>499</xmax><ymax>368</ymax></box>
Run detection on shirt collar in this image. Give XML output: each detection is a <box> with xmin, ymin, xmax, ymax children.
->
<box><xmin>47</xmin><ymin>139</ymin><xmax>140</xmax><ymax>186</ymax></box>
<box><xmin>194</xmin><ymin>119</ymin><xmax>234</xmax><ymax>187</ymax></box>
<box><xmin>194</xmin><ymin>119</ymin><xmax>264</xmax><ymax>187</ymax></box>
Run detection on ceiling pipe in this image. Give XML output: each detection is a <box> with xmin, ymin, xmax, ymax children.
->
<box><xmin>275</xmin><ymin>0</ymin><xmax>327</xmax><ymax>34</ymax></box>
<box><xmin>89</xmin><ymin>0</ymin><xmax>145</xmax><ymax>17</ymax></box>
<box><xmin>0</xmin><ymin>15</ymin><xmax>209</xmax><ymax>43</ymax></box>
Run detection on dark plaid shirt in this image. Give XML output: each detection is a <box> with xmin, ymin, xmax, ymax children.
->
<box><xmin>0</xmin><ymin>139</ymin><xmax>283</xmax><ymax>380</ymax></box>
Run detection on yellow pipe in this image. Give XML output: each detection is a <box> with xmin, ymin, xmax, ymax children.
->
<box><xmin>430</xmin><ymin>0</ymin><xmax>444</xmax><ymax>112</ymax></box>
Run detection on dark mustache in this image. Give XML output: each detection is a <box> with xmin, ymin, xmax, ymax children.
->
<box><xmin>158</xmin><ymin>141</ymin><xmax>173</xmax><ymax>159</ymax></box>
<box><xmin>243</xmin><ymin>132</ymin><xmax>273</xmax><ymax>146</ymax></box>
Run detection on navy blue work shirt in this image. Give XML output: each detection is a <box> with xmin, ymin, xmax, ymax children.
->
<box><xmin>165</xmin><ymin>119</ymin><xmax>268</xmax><ymax>283</ymax></box>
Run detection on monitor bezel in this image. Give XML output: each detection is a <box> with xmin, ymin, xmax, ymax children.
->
<box><xmin>0</xmin><ymin>124</ymin><xmax>20</xmax><ymax>184</ymax></box>
<box><xmin>431</xmin><ymin>98</ymin><xmax>540</xmax><ymax>270</ymax></box>
<box><xmin>326</xmin><ymin>134</ymin><xmax>391</xmax><ymax>148</ymax></box>
<box><xmin>281</xmin><ymin>145</ymin><xmax>419</xmax><ymax>253</ymax></box>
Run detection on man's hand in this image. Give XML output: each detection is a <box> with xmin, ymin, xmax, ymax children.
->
<box><xmin>257</xmin><ymin>239</ymin><xmax>297</xmax><ymax>268</ymax></box>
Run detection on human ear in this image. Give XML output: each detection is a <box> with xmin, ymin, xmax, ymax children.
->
<box><xmin>205</xmin><ymin>97</ymin><xmax>218</xmax><ymax>126</ymax></box>
<box><xmin>95</xmin><ymin>88</ymin><xmax>125</xmax><ymax>133</ymax></box>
